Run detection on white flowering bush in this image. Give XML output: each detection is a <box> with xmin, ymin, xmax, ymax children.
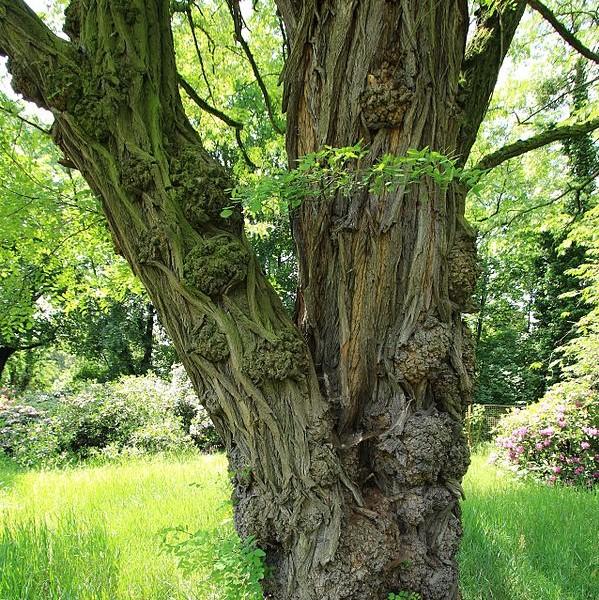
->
<box><xmin>494</xmin><ymin>380</ymin><xmax>598</xmax><ymax>486</ymax></box>
<box><xmin>0</xmin><ymin>367</ymin><xmax>221</xmax><ymax>467</ymax></box>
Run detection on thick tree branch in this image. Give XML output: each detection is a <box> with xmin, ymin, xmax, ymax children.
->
<box><xmin>528</xmin><ymin>0</ymin><xmax>599</xmax><ymax>63</ymax></box>
<box><xmin>474</xmin><ymin>117</ymin><xmax>599</xmax><ymax>171</ymax></box>
<box><xmin>457</xmin><ymin>0</ymin><xmax>527</xmax><ymax>164</ymax></box>
<box><xmin>0</xmin><ymin>0</ymin><xmax>74</xmax><ymax>110</ymax></box>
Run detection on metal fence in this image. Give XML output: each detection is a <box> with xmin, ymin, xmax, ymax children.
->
<box><xmin>465</xmin><ymin>403</ymin><xmax>515</xmax><ymax>446</ymax></box>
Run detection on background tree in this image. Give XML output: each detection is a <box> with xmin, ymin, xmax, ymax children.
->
<box><xmin>0</xmin><ymin>1</ymin><xmax>597</xmax><ymax>598</ymax></box>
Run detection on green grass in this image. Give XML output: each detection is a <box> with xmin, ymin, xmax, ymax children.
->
<box><xmin>0</xmin><ymin>451</ymin><xmax>597</xmax><ymax>599</ymax></box>
<box><xmin>460</xmin><ymin>452</ymin><xmax>599</xmax><ymax>600</ymax></box>
<box><xmin>0</xmin><ymin>453</ymin><xmax>230</xmax><ymax>600</ymax></box>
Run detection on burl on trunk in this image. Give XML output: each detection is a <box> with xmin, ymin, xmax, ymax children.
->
<box><xmin>0</xmin><ymin>0</ymin><xmax>526</xmax><ymax>598</ymax></box>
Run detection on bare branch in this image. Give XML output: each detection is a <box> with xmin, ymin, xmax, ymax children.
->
<box><xmin>179</xmin><ymin>75</ymin><xmax>257</xmax><ymax>170</ymax></box>
<box><xmin>185</xmin><ymin>6</ymin><xmax>214</xmax><ymax>102</ymax></box>
<box><xmin>457</xmin><ymin>1</ymin><xmax>527</xmax><ymax>164</ymax></box>
<box><xmin>179</xmin><ymin>75</ymin><xmax>243</xmax><ymax>129</ymax></box>
<box><xmin>528</xmin><ymin>0</ymin><xmax>599</xmax><ymax>63</ymax></box>
<box><xmin>474</xmin><ymin>117</ymin><xmax>599</xmax><ymax>171</ymax></box>
<box><xmin>226</xmin><ymin>0</ymin><xmax>285</xmax><ymax>135</ymax></box>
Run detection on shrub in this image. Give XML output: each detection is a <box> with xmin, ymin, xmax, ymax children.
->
<box><xmin>161</xmin><ymin>524</ymin><xmax>266</xmax><ymax>600</ymax></box>
<box><xmin>169</xmin><ymin>364</ymin><xmax>222</xmax><ymax>451</ymax></box>
<box><xmin>494</xmin><ymin>380</ymin><xmax>598</xmax><ymax>486</ymax></box>
<box><xmin>1</xmin><ymin>367</ymin><xmax>221</xmax><ymax>467</ymax></box>
<box><xmin>0</xmin><ymin>397</ymin><xmax>63</xmax><ymax>467</ymax></box>
<box><xmin>129</xmin><ymin>418</ymin><xmax>195</xmax><ymax>454</ymax></box>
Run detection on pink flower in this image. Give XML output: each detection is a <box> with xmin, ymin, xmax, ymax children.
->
<box><xmin>571</xmin><ymin>456</ymin><xmax>581</xmax><ymax>464</ymax></box>
<box><xmin>552</xmin><ymin>466</ymin><xmax>562</xmax><ymax>474</ymax></box>
<box><xmin>515</xmin><ymin>445</ymin><xmax>525</xmax><ymax>455</ymax></box>
<box><xmin>575</xmin><ymin>466</ymin><xmax>584</xmax><ymax>475</ymax></box>
<box><xmin>543</xmin><ymin>439</ymin><xmax>551</xmax><ymax>447</ymax></box>
<box><xmin>593</xmin><ymin>472</ymin><xmax>599</xmax><ymax>479</ymax></box>
<box><xmin>557</xmin><ymin>419</ymin><xmax>566</xmax><ymax>429</ymax></box>
<box><xmin>548</xmin><ymin>475</ymin><xmax>557</xmax><ymax>483</ymax></box>
<box><xmin>535</xmin><ymin>442</ymin><xmax>544</xmax><ymax>450</ymax></box>
<box><xmin>581</xmin><ymin>441</ymin><xmax>591</xmax><ymax>450</ymax></box>
<box><xmin>582</xmin><ymin>427</ymin><xmax>598</xmax><ymax>438</ymax></box>
<box><xmin>514</xmin><ymin>427</ymin><xmax>529</xmax><ymax>439</ymax></box>
<box><xmin>540</xmin><ymin>427</ymin><xmax>554</xmax><ymax>437</ymax></box>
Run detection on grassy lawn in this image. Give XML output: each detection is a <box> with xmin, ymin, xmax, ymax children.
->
<box><xmin>0</xmin><ymin>451</ymin><xmax>597</xmax><ymax>599</ymax></box>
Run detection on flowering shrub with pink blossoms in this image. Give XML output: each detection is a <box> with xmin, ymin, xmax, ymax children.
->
<box><xmin>494</xmin><ymin>380</ymin><xmax>598</xmax><ymax>486</ymax></box>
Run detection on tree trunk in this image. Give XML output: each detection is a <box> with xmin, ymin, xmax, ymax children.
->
<box><xmin>0</xmin><ymin>346</ymin><xmax>16</xmax><ymax>381</ymax></box>
<box><xmin>277</xmin><ymin>2</ymin><xmax>476</xmax><ymax>597</ymax></box>
<box><xmin>0</xmin><ymin>1</ymin><xmax>526</xmax><ymax>598</ymax></box>
<box><xmin>138</xmin><ymin>302</ymin><xmax>155</xmax><ymax>374</ymax></box>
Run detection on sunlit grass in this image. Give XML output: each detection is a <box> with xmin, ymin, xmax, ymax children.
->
<box><xmin>1</xmin><ymin>451</ymin><xmax>597</xmax><ymax>599</ymax></box>
<box><xmin>0</xmin><ymin>453</ymin><xmax>229</xmax><ymax>600</ymax></box>
<box><xmin>460</xmin><ymin>452</ymin><xmax>599</xmax><ymax>600</ymax></box>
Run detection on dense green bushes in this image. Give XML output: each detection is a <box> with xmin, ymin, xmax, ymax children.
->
<box><xmin>494</xmin><ymin>380</ymin><xmax>598</xmax><ymax>486</ymax></box>
<box><xmin>0</xmin><ymin>367</ymin><xmax>221</xmax><ymax>467</ymax></box>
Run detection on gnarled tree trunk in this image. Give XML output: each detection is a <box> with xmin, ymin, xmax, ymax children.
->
<box><xmin>0</xmin><ymin>1</ymin><xmax>526</xmax><ymax>598</ymax></box>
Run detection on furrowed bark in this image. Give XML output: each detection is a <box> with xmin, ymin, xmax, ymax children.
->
<box><xmin>1</xmin><ymin>0</ymin><xmax>349</xmax><ymax>595</ymax></box>
<box><xmin>1</xmin><ymin>0</ymin><xmax>530</xmax><ymax>598</ymax></box>
<box><xmin>276</xmin><ymin>1</ymin><xmax>479</xmax><ymax>597</ymax></box>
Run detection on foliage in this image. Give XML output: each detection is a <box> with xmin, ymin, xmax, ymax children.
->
<box><xmin>234</xmin><ymin>144</ymin><xmax>480</xmax><ymax>219</ymax></box>
<box><xmin>0</xmin><ymin>368</ymin><xmax>220</xmax><ymax>467</ymax></box>
<box><xmin>388</xmin><ymin>592</ymin><xmax>421</xmax><ymax>600</ymax></box>
<box><xmin>494</xmin><ymin>380</ymin><xmax>598</xmax><ymax>486</ymax></box>
<box><xmin>162</xmin><ymin>525</ymin><xmax>267</xmax><ymax>600</ymax></box>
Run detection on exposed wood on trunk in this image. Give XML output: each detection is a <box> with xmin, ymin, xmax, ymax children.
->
<box><xmin>0</xmin><ymin>0</ymin><xmax>550</xmax><ymax>597</ymax></box>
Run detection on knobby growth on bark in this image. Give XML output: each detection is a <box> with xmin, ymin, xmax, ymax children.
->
<box><xmin>0</xmin><ymin>1</ymin><xmax>597</xmax><ymax>598</ymax></box>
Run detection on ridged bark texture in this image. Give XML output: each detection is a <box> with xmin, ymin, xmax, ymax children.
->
<box><xmin>275</xmin><ymin>2</ymin><xmax>475</xmax><ymax>597</ymax></box>
<box><xmin>0</xmin><ymin>0</ymin><xmax>526</xmax><ymax>598</ymax></box>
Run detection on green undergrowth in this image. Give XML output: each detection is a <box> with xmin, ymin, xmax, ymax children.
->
<box><xmin>0</xmin><ymin>451</ymin><xmax>597</xmax><ymax>599</ymax></box>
